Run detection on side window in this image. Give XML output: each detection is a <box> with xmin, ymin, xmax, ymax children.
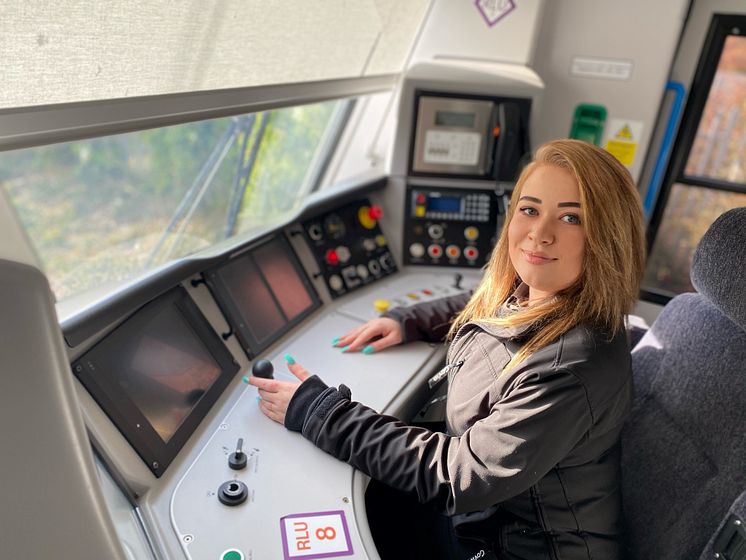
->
<box><xmin>644</xmin><ymin>17</ymin><xmax>746</xmax><ymax>297</ymax></box>
<box><xmin>0</xmin><ymin>99</ymin><xmax>349</xmax><ymax>301</ymax></box>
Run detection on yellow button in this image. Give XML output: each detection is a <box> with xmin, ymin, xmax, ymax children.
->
<box><xmin>358</xmin><ymin>206</ymin><xmax>376</xmax><ymax>230</ymax></box>
<box><xmin>415</xmin><ymin>206</ymin><xmax>426</xmax><ymax>217</ymax></box>
<box><xmin>464</xmin><ymin>226</ymin><xmax>479</xmax><ymax>241</ymax></box>
<box><xmin>375</xmin><ymin>234</ymin><xmax>387</xmax><ymax>247</ymax></box>
<box><xmin>373</xmin><ymin>299</ymin><xmax>390</xmax><ymax>313</ymax></box>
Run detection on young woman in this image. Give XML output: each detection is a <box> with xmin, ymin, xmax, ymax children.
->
<box><xmin>249</xmin><ymin>139</ymin><xmax>646</xmax><ymax>559</ymax></box>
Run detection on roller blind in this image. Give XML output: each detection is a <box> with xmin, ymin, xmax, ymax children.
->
<box><xmin>0</xmin><ymin>0</ymin><xmax>430</xmax><ymax>109</ymax></box>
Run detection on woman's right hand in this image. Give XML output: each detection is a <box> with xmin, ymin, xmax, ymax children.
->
<box><xmin>333</xmin><ymin>317</ymin><xmax>403</xmax><ymax>354</ymax></box>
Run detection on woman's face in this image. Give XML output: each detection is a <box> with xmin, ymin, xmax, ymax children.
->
<box><xmin>508</xmin><ymin>164</ymin><xmax>586</xmax><ymax>303</ymax></box>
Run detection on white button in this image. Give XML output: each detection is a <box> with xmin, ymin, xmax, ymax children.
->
<box><xmin>357</xmin><ymin>264</ymin><xmax>369</xmax><ymax>279</ymax></box>
<box><xmin>336</xmin><ymin>245</ymin><xmax>351</xmax><ymax>264</ymax></box>
<box><xmin>409</xmin><ymin>243</ymin><xmax>425</xmax><ymax>258</ymax></box>
<box><xmin>329</xmin><ymin>275</ymin><xmax>344</xmax><ymax>291</ymax></box>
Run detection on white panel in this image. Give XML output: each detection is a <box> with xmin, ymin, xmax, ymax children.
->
<box><xmin>410</xmin><ymin>0</ymin><xmax>545</xmax><ymax>66</ymax></box>
<box><xmin>170</xmin><ymin>311</ymin><xmax>437</xmax><ymax>559</ymax></box>
<box><xmin>0</xmin><ymin>0</ymin><xmax>427</xmax><ymax>109</ymax></box>
<box><xmin>530</xmin><ymin>0</ymin><xmax>689</xmax><ymax>182</ymax></box>
<box><xmin>365</xmin><ymin>0</ymin><xmax>431</xmax><ymax>75</ymax></box>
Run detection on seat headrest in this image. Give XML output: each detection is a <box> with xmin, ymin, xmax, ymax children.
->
<box><xmin>690</xmin><ymin>207</ymin><xmax>746</xmax><ymax>331</ymax></box>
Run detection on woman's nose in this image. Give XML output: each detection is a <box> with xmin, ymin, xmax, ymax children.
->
<box><xmin>528</xmin><ymin>220</ymin><xmax>554</xmax><ymax>244</ymax></box>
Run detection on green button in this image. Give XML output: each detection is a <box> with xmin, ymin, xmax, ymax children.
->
<box><xmin>221</xmin><ymin>550</ymin><xmax>243</xmax><ymax>560</ymax></box>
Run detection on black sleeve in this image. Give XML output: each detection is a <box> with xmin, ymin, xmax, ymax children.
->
<box><xmin>285</xmin><ymin>367</ymin><xmax>593</xmax><ymax>516</ymax></box>
<box><xmin>382</xmin><ymin>292</ymin><xmax>471</xmax><ymax>343</ymax></box>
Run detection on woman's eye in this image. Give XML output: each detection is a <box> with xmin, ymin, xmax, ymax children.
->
<box><xmin>561</xmin><ymin>213</ymin><xmax>581</xmax><ymax>225</ymax></box>
<box><xmin>520</xmin><ymin>207</ymin><xmax>538</xmax><ymax>216</ymax></box>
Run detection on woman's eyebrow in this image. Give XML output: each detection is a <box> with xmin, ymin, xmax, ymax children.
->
<box><xmin>558</xmin><ymin>202</ymin><xmax>581</xmax><ymax>208</ymax></box>
<box><xmin>518</xmin><ymin>196</ymin><xmax>542</xmax><ymax>203</ymax></box>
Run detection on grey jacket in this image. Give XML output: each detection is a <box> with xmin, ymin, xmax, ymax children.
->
<box><xmin>285</xmin><ymin>293</ymin><xmax>632</xmax><ymax>559</ymax></box>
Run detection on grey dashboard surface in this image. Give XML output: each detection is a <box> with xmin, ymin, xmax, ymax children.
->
<box><xmin>169</xmin><ymin>310</ymin><xmax>438</xmax><ymax>559</ymax></box>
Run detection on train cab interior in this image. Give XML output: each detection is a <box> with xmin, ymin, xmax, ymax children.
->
<box><xmin>1</xmin><ymin>1</ymin><xmax>746</xmax><ymax>559</ymax></box>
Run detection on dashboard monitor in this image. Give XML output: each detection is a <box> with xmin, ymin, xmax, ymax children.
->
<box><xmin>72</xmin><ymin>287</ymin><xmax>239</xmax><ymax>477</ymax></box>
<box><xmin>206</xmin><ymin>234</ymin><xmax>320</xmax><ymax>357</ymax></box>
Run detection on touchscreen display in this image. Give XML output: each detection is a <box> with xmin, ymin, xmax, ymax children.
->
<box><xmin>73</xmin><ymin>286</ymin><xmax>238</xmax><ymax>477</ymax></box>
<box><xmin>219</xmin><ymin>253</ymin><xmax>285</xmax><ymax>343</ymax></box>
<box><xmin>118</xmin><ymin>308</ymin><xmax>221</xmax><ymax>443</ymax></box>
<box><xmin>208</xmin><ymin>235</ymin><xmax>318</xmax><ymax>355</ymax></box>
<box><xmin>253</xmin><ymin>238</ymin><xmax>314</xmax><ymax>321</ymax></box>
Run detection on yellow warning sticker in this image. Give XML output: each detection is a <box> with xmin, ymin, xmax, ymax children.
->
<box><xmin>605</xmin><ymin>140</ymin><xmax>637</xmax><ymax>166</ymax></box>
<box><xmin>603</xmin><ymin>118</ymin><xmax>643</xmax><ymax>167</ymax></box>
<box><xmin>615</xmin><ymin>124</ymin><xmax>634</xmax><ymax>140</ymax></box>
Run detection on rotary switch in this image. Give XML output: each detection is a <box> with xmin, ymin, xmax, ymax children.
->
<box><xmin>229</xmin><ymin>438</ymin><xmax>247</xmax><ymax>470</ymax></box>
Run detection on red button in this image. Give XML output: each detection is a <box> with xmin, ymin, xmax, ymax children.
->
<box><xmin>422</xmin><ymin>289</ymin><xmax>433</xmax><ymax>295</ymax></box>
<box><xmin>428</xmin><ymin>245</ymin><xmax>442</xmax><ymax>258</ymax></box>
<box><xmin>416</xmin><ymin>193</ymin><xmax>426</xmax><ymax>205</ymax></box>
<box><xmin>368</xmin><ymin>205</ymin><xmax>383</xmax><ymax>220</ymax></box>
<box><xmin>464</xmin><ymin>247</ymin><xmax>478</xmax><ymax>260</ymax></box>
<box><xmin>325</xmin><ymin>249</ymin><xmax>340</xmax><ymax>265</ymax></box>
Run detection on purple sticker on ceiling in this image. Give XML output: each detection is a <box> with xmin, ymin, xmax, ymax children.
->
<box><xmin>475</xmin><ymin>0</ymin><xmax>516</xmax><ymax>27</ymax></box>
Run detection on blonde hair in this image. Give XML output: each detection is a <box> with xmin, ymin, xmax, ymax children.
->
<box><xmin>449</xmin><ymin>139</ymin><xmax>646</xmax><ymax>373</ymax></box>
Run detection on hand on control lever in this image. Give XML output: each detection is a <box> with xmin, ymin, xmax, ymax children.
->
<box><xmin>247</xmin><ymin>354</ymin><xmax>310</xmax><ymax>425</ymax></box>
<box><xmin>333</xmin><ymin>317</ymin><xmax>403</xmax><ymax>354</ymax></box>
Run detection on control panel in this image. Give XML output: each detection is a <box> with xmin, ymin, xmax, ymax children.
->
<box><xmin>403</xmin><ymin>185</ymin><xmax>499</xmax><ymax>268</ymax></box>
<box><xmin>302</xmin><ymin>199</ymin><xmax>397</xmax><ymax>298</ymax></box>
<box><xmin>169</xmin><ymin>307</ymin><xmax>441</xmax><ymax>560</ymax></box>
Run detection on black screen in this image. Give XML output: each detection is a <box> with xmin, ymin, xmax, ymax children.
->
<box><xmin>73</xmin><ymin>287</ymin><xmax>238</xmax><ymax>476</ymax></box>
<box><xmin>207</xmin><ymin>235</ymin><xmax>319</xmax><ymax>356</ymax></box>
<box><xmin>113</xmin><ymin>306</ymin><xmax>221</xmax><ymax>443</ymax></box>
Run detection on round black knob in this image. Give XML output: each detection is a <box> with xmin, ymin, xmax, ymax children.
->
<box><xmin>218</xmin><ymin>480</ymin><xmax>248</xmax><ymax>506</ymax></box>
<box><xmin>229</xmin><ymin>438</ymin><xmax>247</xmax><ymax>470</ymax></box>
<box><xmin>252</xmin><ymin>359</ymin><xmax>274</xmax><ymax>379</ymax></box>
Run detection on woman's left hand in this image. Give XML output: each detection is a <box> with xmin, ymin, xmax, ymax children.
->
<box><xmin>247</xmin><ymin>359</ymin><xmax>311</xmax><ymax>425</ymax></box>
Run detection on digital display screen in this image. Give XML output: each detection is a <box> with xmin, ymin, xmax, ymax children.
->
<box><xmin>253</xmin><ymin>240</ymin><xmax>314</xmax><ymax>321</ymax></box>
<box><xmin>220</xmin><ymin>254</ymin><xmax>286</xmax><ymax>344</ymax></box>
<box><xmin>435</xmin><ymin>110</ymin><xmax>476</xmax><ymax>128</ymax></box>
<box><xmin>115</xmin><ymin>307</ymin><xmax>220</xmax><ymax>443</ymax></box>
<box><xmin>73</xmin><ymin>287</ymin><xmax>238</xmax><ymax>476</ymax></box>
<box><xmin>209</xmin><ymin>235</ymin><xmax>318</xmax><ymax>354</ymax></box>
<box><xmin>427</xmin><ymin>196</ymin><xmax>462</xmax><ymax>213</ymax></box>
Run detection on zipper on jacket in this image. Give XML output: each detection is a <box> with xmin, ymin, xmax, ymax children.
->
<box><xmin>427</xmin><ymin>359</ymin><xmax>464</xmax><ymax>389</ymax></box>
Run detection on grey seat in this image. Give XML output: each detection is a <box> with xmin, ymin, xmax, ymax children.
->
<box><xmin>621</xmin><ymin>207</ymin><xmax>746</xmax><ymax>559</ymax></box>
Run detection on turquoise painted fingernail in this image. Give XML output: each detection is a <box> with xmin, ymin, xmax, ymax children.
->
<box><xmin>341</xmin><ymin>345</ymin><xmax>350</xmax><ymax>352</ymax></box>
<box><xmin>242</xmin><ymin>375</ymin><xmax>250</xmax><ymax>384</ymax></box>
<box><xmin>284</xmin><ymin>353</ymin><xmax>296</xmax><ymax>365</ymax></box>
<box><xmin>256</xmin><ymin>395</ymin><xmax>262</xmax><ymax>403</ymax></box>
<box><xmin>332</xmin><ymin>336</ymin><xmax>341</xmax><ymax>346</ymax></box>
<box><xmin>362</xmin><ymin>345</ymin><xmax>375</xmax><ymax>355</ymax></box>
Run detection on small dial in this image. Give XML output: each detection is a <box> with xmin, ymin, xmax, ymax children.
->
<box><xmin>323</xmin><ymin>214</ymin><xmax>346</xmax><ymax>240</ymax></box>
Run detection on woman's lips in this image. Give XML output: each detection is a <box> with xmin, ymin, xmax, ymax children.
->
<box><xmin>522</xmin><ymin>250</ymin><xmax>556</xmax><ymax>265</ymax></box>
